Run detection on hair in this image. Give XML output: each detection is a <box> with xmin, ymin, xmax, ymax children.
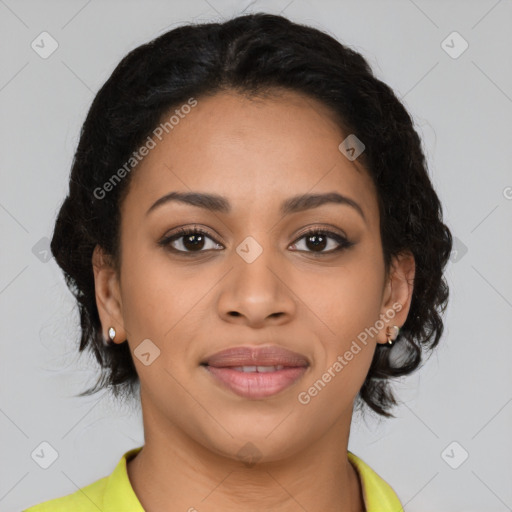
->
<box><xmin>50</xmin><ymin>12</ymin><xmax>452</xmax><ymax>417</ymax></box>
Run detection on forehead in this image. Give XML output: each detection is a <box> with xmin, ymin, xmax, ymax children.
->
<box><xmin>123</xmin><ymin>89</ymin><xmax>378</xmax><ymax>223</ymax></box>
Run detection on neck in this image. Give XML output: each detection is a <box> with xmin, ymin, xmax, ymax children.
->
<box><xmin>127</xmin><ymin>397</ymin><xmax>365</xmax><ymax>512</ymax></box>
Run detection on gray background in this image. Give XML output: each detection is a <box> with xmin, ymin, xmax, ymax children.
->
<box><xmin>1</xmin><ymin>0</ymin><xmax>511</xmax><ymax>511</ymax></box>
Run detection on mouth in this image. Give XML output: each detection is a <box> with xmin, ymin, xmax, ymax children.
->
<box><xmin>201</xmin><ymin>345</ymin><xmax>309</xmax><ymax>399</ymax></box>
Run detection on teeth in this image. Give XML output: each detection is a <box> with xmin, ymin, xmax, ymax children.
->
<box><xmin>257</xmin><ymin>365</ymin><xmax>277</xmax><ymax>373</ymax></box>
<box><xmin>232</xmin><ymin>365</ymin><xmax>285</xmax><ymax>372</ymax></box>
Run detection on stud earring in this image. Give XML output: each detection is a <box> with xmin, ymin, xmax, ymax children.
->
<box><xmin>385</xmin><ymin>325</ymin><xmax>400</xmax><ymax>346</ymax></box>
<box><xmin>104</xmin><ymin>327</ymin><xmax>116</xmax><ymax>346</ymax></box>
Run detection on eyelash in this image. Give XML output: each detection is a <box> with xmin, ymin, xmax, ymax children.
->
<box><xmin>158</xmin><ymin>225</ymin><xmax>355</xmax><ymax>256</ymax></box>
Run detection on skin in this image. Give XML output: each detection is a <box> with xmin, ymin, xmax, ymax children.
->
<box><xmin>92</xmin><ymin>89</ymin><xmax>415</xmax><ymax>512</ymax></box>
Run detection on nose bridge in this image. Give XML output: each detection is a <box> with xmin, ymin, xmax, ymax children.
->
<box><xmin>233</xmin><ymin>231</ymin><xmax>281</xmax><ymax>296</ymax></box>
<box><xmin>217</xmin><ymin>230</ymin><xmax>295</xmax><ymax>325</ymax></box>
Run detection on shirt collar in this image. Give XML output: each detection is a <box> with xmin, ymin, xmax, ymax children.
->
<box><xmin>103</xmin><ymin>446</ymin><xmax>145</xmax><ymax>512</ymax></box>
<box><xmin>348</xmin><ymin>450</ymin><xmax>403</xmax><ymax>511</ymax></box>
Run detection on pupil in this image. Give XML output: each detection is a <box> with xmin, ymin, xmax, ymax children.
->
<box><xmin>307</xmin><ymin>234</ymin><xmax>326</xmax><ymax>251</ymax></box>
<box><xmin>184</xmin><ymin>234</ymin><xmax>204</xmax><ymax>251</ymax></box>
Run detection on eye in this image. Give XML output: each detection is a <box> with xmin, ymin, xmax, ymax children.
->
<box><xmin>158</xmin><ymin>227</ymin><xmax>223</xmax><ymax>253</ymax></box>
<box><xmin>289</xmin><ymin>228</ymin><xmax>354</xmax><ymax>255</ymax></box>
<box><xmin>158</xmin><ymin>226</ymin><xmax>355</xmax><ymax>256</ymax></box>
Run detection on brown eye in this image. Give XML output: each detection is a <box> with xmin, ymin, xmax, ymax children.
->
<box><xmin>290</xmin><ymin>229</ymin><xmax>354</xmax><ymax>254</ymax></box>
<box><xmin>159</xmin><ymin>228</ymin><xmax>223</xmax><ymax>253</ymax></box>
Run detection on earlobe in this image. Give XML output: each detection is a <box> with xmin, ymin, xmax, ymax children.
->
<box><xmin>92</xmin><ymin>245</ymin><xmax>127</xmax><ymax>344</ymax></box>
<box><xmin>378</xmin><ymin>250</ymin><xmax>416</xmax><ymax>345</ymax></box>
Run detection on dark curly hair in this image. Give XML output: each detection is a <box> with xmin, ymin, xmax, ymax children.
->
<box><xmin>50</xmin><ymin>12</ymin><xmax>452</xmax><ymax>417</ymax></box>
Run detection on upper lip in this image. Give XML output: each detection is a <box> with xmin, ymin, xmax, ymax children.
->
<box><xmin>202</xmin><ymin>346</ymin><xmax>310</xmax><ymax>368</ymax></box>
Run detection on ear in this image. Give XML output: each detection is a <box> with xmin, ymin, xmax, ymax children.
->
<box><xmin>377</xmin><ymin>250</ymin><xmax>415</xmax><ymax>345</ymax></box>
<box><xmin>92</xmin><ymin>245</ymin><xmax>127</xmax><ymax>344</ymax></box>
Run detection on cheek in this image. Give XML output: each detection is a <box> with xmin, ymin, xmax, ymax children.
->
<box><xmin>294</xmin><ymin>248</ymin><xmax>384</xmax><ymax>395</ymax></box>
<box><xmin>118</xmin><ymin>242</ymin><xmax>216</xmax><ymax>368</ymax></box>
<box><xmin>117</xmin><ymin>239</ymin><xmax>184</xmax><ymax>342</ymax></box>
<box><xmin>297</xmin><ymin>273</ymin><xmax>380</xmax><ymax>415</ymax></box>
<box><xmin>298</xmin><ymin>250</ymin><xmax>385</xmax><ymax>341</ymax></box>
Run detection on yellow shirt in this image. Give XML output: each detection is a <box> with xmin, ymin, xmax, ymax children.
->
<box><xmin>23</xmin><ymin>446</ymin><xmax>403</xmax><ymax>511</ymax></box>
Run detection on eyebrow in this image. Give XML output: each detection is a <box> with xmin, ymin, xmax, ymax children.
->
<box><xmin>146</xmin><ymin>191</ymin><xmax>366</xmax><ymax>221</ymax></box>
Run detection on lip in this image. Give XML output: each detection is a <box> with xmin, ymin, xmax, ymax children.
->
<box><xmin>201</xmin><ymin>346</ymin><xmax>309</xmax><ymax>399</ymax></box>
<box><xmin>202</xmin><ymin>345</ymin><xmax>310</xmax><ymax>368</ymax></box>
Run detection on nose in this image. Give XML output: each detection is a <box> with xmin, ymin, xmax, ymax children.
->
<box><xmin>216</xmin><ymin>245</ymin><xmax>297</xmax><ymax>328</ymax></box>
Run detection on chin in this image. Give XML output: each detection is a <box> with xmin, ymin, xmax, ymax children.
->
<box><xmin>191</xmin><ymin>414</ymin><xmax>313</xmax><ymax>465</ymax></box>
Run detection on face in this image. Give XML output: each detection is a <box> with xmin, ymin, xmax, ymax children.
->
<box><xmin>94</xmin><ymin>89</ymin><xmax>414</xmax><ymax>462</ymax></box>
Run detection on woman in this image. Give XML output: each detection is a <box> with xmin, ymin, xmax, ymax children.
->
<box><xmin>23</xmin><ymin>12</ymin><xmax>452</xmax><ymax>512</ymax></box>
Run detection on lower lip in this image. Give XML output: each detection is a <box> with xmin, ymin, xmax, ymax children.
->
<box><xmin>204</xmin><ymin>366</ymin><xmax>308</xmax><ymax>399</ymax></box>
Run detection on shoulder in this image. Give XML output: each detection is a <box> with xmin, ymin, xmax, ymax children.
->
<box><xmin>22</xmin><ymin>446</ymin><xmax>144</xmax><ymax>512</ymax></box>
<box><xmin>22</xmin><ymin>476</ymin><xmax>108</xmax><ymax>512</ymax></box>
<box><xmin>347</xmin><ymin>451</ymin><xmax>403</xmax><ymax>512</ymax></box>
